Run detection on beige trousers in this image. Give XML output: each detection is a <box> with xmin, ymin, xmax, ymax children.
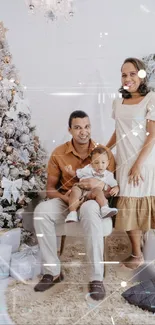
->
<box><xmin>34</xmin><ymin>198</ymin><xmax>105</xmax><ymax>281</ymax></box>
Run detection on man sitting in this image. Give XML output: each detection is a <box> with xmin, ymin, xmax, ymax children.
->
<box><xmin>33</xmin><ymin>110</ymin><xmax>115</xmax><ymax>301</ymax></box>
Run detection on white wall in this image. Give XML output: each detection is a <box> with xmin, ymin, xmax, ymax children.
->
<box><xmin>1</xmin><ymin>0</ymin><xmax>155</xmax><ymax>156</ymax></box>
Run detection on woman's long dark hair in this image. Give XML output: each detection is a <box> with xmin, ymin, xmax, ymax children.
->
<box><xmin>119</xmin><ymin>57</ymin><xmax>150</xmax><ymax>98</ymax></box>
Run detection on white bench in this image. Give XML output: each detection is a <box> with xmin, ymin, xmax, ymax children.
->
<box><xmin>22</xmin><ymin>198</ymin><xmax>113</xmax><ymax>267</ymax></box>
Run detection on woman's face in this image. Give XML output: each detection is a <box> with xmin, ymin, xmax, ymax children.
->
<box><xmin>121</xmin><ymin>62</ymin><xmax>142</xmax><ymax>93</ymax></box>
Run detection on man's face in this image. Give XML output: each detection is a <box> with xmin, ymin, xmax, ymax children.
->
<box><xmin>69</xmin><ymin>117</ymin><xmax>91</xmax><ymax>144</ymax></box>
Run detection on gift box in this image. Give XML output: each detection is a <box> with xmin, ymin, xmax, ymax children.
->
<box><xmin>0</xmin><ymin>244</ymin><xmax>12</xmax><ymax>279</ymax></box>
<box><xmin>0</xmin><ymin>228</ymin><xmax>21</xmax><ymax>253</ymax></box>
<box><xmin>10</xmin><ymin>244</ymin><xmax>42</xmax><ymax>280</ymax></box>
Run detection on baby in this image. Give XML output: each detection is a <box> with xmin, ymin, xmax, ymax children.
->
<box><xmin>65</xmin><ymin>146</ymin><xmax>119</xmax><ymax>223</ymax></box>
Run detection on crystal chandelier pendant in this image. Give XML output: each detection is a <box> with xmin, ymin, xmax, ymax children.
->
<box><xmin>25</xmin><ymin>0</ymin><xmax>75</xmax><ymax>20</ymax></box>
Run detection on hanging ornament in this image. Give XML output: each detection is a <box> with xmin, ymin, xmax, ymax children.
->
<box><xmin>12</xmin><ymin>89</ymin><xmax>16</xmax><ymax>96</ymax></box>
<box><xmin>19</xmin><ymin>133</ymin><xmax>30</xmax><ymax>144</ymax></box>
<box><xmin>5</xmin><ymin>145</ymin><xmax>13</xmax><ymax>153</ymax></box>
<box><xmin>4</xmin><ymin>55</ymin><xmax>11</xmax><ymax>64</ymax></box>
<box><xmin>1</xmin><ymin>177</ymin><xmax>22</xmax><ymax>203</ymax></box>
<box><xmin>24</xmin><ymin>169</ymin><xmax>30</xmax><ymax>177</ymax></box>
<box><xmin>10</xmin><ymin>167</ymin><xmax>20</xmax><ymax>178</ymax></box>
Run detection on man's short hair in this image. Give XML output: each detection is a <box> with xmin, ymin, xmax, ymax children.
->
<box><xmin>68</xmin><ymin>110</ymin><xmax>89</xmax><ymax>128</ymax></box>
<box><xmin>90</xmin><ymin>146</ymin><xmax>109</xmax><ymax>159</ymax></box>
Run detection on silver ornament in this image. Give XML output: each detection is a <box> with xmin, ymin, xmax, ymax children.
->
<box><xmin>19</xmin><ymin>134</ymin><xmax>30</xmax><ymax>143</ymax></box>
<box><xmin>10</xmin><ymin>167</ymin><xmax>19</xmax><ymax>178</ymax></box>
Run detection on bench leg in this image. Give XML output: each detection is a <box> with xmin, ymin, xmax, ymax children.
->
<box><xmin>59</xmin><ymin>235</ymin><xmax>66</xmax><ymax>256</ymax></box>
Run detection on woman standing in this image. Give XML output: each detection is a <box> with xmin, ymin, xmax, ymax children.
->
<box><xmin>106</xmin><ymin>58</ymin><xmax>155</xmax><ymax>269</ymax></box>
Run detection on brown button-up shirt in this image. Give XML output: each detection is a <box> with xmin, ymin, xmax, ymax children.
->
<box><xmin>47</xmin><ymin>139</ymin><xmax>115</xmax><ymax>192</ymax></box>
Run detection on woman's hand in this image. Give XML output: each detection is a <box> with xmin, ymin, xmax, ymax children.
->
<box><xmin>128</xmin><ymin>163</ymin><xmax>144</xmax><ymax>187</ymax></box>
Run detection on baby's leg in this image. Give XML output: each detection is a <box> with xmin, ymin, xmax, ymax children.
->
<box><xmin>90</xmin><ymin>188</ymin><xmax>118</xmax><ymax>219</ymax></box>
<box><xmin>89</xmin><ymin>188</ymin><xmax>108</xmax><ymax>207</ymax></box>
<box><xmin>65</xmin><ymin>186</ymin><xmax>82</xmax><ymax>223</ymax></box>
<box><xmin>69</xmin><ymin>186</ymin><xmax>82</xmax><ymax>212</ymax></box>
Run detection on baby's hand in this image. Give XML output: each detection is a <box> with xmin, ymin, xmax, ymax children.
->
<box><xmin>65</xmin><ymin>165</ymin><xmax>76</xmax><ymax>177</ymax></box>
<box><xmin>109</xmin><ymin>185</ymin><xmax>119</xmax><ymax>197</ymax></box>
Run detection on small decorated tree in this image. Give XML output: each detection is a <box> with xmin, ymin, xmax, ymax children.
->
<box><xmin>0</xmin><ymin>22</ymin><xmax>47</xmax><ymax>234</ymax></box>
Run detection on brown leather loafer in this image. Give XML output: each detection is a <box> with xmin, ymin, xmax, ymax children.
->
<box><xmin>34</xmin><ymin>273</ymin><xmax>64</xmax><ymax>292</ymax></box>
<box><xmin>88</xmin><ymin>280</ymin><xmax>106</xmax><ymax>301</ymax></box>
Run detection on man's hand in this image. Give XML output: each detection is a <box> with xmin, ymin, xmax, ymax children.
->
<box><xmin>62</xmin><ymin>190</ymin><xmax>72</xmax><ymax>205</ymax></box>
<box><xmin>109</xmin><ymin>185</ymin><xmax>119</xmax><ymax>197</ymax></box>
<box><xmin>79</xmin><ymin>178</ymin><xmax>104</xmax><ymax>190</ymax></box>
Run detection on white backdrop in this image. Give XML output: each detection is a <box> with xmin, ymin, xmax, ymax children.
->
<box><xmin>1</xmin><ymin>0</ymin><xmax>155</xmax><ymax>156</ymax></box>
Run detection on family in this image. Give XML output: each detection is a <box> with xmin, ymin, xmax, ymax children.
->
<box><xmin>33</xmin><ymin>57</ymin><xmax>155</xmax><ymax>301</ymax></box>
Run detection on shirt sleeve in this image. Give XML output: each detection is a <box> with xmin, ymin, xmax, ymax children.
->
<box><xmin>111</xmin><ymin>99</ymin><xmax>116</xmax><ymax>120</ymax></box>
<box><xmin>105</xmin><ymin>171</ymin><xmax>118</xmax><ymax>187</ymax></box>
<box><xmin>76</xmin><ymin>165</ymin><xmax>92</xmax><ymax>179</ymax></box>
<box><xmin>47</xmin><ymin>150</ymin><xmax>61</xmax><ymax>177</ymax></box>
<box><xmin>146</xmin><ymin>92</ymin><xmax>155</xmax><ymax>121</ymax></box>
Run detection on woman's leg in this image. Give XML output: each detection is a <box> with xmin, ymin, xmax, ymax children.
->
<box><xmin>122</xmin><ymin>229</ymin><xmax>144</xmax><ymax>269</ymax></box>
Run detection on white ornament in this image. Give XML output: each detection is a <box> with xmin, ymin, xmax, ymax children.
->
<box><xmin>138</xmin><ymin>69</ymin><xmax>146</xmax><ymax>79</ymax></box>
<box><xmin>6</xmin><ymin>145</ymin><xmax>13</xmax><ymax>153</ymax></box>
<box><xmin>19</xmin><ymin>134</ymin><xmax>30</xmax><ymax>143</ymax></box>
<box><xmin>10</xmin><ymin>168</ymin><xmax>20</xmax><ymax>178</ymax></box>
<box><xmin>1</xmin><ymin>177</ymin><xmax>22</xmax><ymax>203</ymax></box>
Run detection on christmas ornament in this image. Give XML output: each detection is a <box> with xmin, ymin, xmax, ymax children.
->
<box><xmin>24</xmin><ymin>169</ymin><xmax>30</xmax><ymax>177</ymax></box>
<box><xmin>1</xmin><ymin>177</ymin><xmax>22</xmax><ymax>203</ymax></box>
<box><xmin>18</xmin><ymin>149</ymin><xmax>30</xmax><ymax>164</ymax></box>
<box><xmin>5</xmin><ymin>145</ymin><xmax>13</xmax><ymax>153</ymax></box>
<box><xmin>4</xmin><ymin>55</ymin><xmax>11</xmax><ymax>64</ymax></box>
<box><xmin>19</xmin><ymin>133</ymin><xmax>30</xmax><ymax>143</ymax></box>
<box><xmin>10</xmin><ymin>168</ymin><xmax>19</xmax><ymax>178</ymax></box>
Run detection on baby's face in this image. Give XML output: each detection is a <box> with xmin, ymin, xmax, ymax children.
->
<box><xmin>91</xmin><ymin>153</ymin><xmax>109</xmax><ymax>174</ymax></box>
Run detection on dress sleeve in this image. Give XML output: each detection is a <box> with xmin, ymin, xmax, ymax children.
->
<box><xmin>111</xmin><ymin>99</ymin><xmax>116</xmax><ymax>119</ymax></box>
<box><xmin>146</xmin><ymin>92</ymin><xmax>155</xmax><ymax>121</ymax></box>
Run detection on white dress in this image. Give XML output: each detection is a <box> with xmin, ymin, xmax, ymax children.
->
<box><xmin>112</xmin><ymin>91</ymin><xmax>155</xmax><ymax>231</ymax></box>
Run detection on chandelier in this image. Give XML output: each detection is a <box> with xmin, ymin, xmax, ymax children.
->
<box><xmin>25</xmin><ymin>0</ymin><xmax>75</xmax><ymax>20</ymax></box>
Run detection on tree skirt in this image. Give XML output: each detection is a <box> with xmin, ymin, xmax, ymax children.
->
<box><xmin>5</xmin><ymin>231</ymin><xmax>155</xmax><ymax>325</ymax></box>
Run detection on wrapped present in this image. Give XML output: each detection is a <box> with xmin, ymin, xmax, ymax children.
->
<box><xmin>0</xmin><ymin>228</ymin><xmax>21</xmax><ymax>253</ymax></box>
<box><xmin>10</xmin><ymin>244</ymin><xmax>42</xmax><ymax>280</ymax></box>
<box><xmin>0</xmin><ymin>244</ymin><xmax>12</xmax><ymax>279</ymax></box>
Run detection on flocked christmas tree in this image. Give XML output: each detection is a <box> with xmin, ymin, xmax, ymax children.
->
<box><xmin>0</xmin><ymin>22</ymin><xmax>47</xmax><ymax>230</ymax></box>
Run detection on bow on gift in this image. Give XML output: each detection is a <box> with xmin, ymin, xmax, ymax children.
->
<box><xmin>1</xmin><ymin>177</ymin><xmax>23</xmax><ymax>203</ymax></box>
